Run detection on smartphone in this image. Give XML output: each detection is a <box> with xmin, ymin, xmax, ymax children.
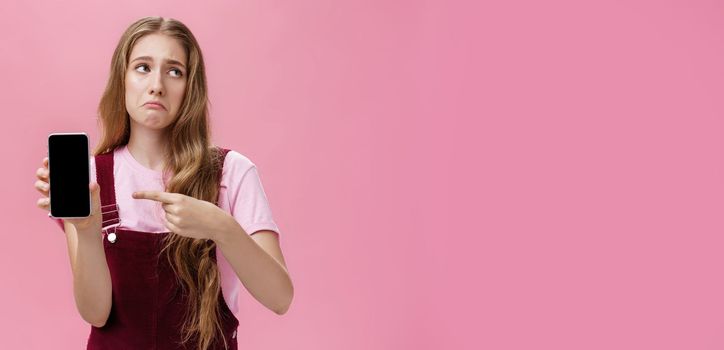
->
<box><xmin>48</xmin><ymin>133</ymin><xmax>91</xmax><ymax>218</ymax></box>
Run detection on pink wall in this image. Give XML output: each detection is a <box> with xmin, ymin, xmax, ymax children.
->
<box><xmin>2</xmin><ymin>0</ymin><xmax>724</xmax><ymax>349</ymax></box>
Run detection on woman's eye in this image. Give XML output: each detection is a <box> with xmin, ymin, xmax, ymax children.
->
<box><xmin>169</xmin><ymin>68</ymin><xmax>183</xmax><ymax>77</ymax></box>
<box><xmin>133</xmin><ymin>64</ymin><xmax>183</xmax><ymax>77</ymax></box>
<box><xmin>135</xmin><ymin>64</ymin><xmax>150</xmax><ymax>73</ymax></box>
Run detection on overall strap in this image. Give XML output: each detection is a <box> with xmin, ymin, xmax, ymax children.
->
<box><xmin>216</xmin><ymin>146</ymin><xmax>231</xmax><ymax>183</ymax></box>
<box><xmin>95</xmin><ymin>151</ymin><xmax>120</xmax><ymax>229</ymax></box>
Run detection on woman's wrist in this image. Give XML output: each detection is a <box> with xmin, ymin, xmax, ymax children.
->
<box><xmin>212</xmin><ymin>215</ymin><xmax>241</xmax><ymax>246</ymax></box>
<box><xmin>75</xmin><ymin>224</ymin><xmax>103</xmax><ymax>241</ymax></box>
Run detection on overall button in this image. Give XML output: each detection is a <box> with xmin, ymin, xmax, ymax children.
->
<box><xmin>107</xmin><ymin>232</ymin><xmax>117</xmax><ymax>243</ymax></box>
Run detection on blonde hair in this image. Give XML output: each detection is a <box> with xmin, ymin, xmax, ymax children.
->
<box><xmin>94</xmin><ymin>16</ymin><xmax>228</xmax><ymax>350</ymax></box>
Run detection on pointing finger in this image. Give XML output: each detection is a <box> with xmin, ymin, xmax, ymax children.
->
<box><xmin>132</xmin><ymin>191</ymin><xmax>176</xmax><ymax>204</ymax></box>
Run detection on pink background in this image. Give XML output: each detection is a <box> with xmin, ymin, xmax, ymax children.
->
<box><xmin>1</xmin><ymin>0</ymin><xmax>724</xmax><ymax>349</ymax></box>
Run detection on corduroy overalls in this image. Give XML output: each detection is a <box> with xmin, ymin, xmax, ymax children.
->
<box><xmin>87</xmin><ymin>147</ymin><xmax>239</xmax><ymax>350</ymax></box>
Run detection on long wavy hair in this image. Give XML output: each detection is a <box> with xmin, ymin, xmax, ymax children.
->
<box><xmin>93</xmin><ymin>16</ymin><xmax>227</xmax><ymax>350</ymax></box>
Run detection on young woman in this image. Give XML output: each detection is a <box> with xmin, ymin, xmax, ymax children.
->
<box><xmin>33</xmin><ymin>16</ymin><xmax>293</xmax><ymax>350</ymax></box>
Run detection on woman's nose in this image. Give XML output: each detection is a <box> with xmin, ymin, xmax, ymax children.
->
<box><xmin>148</xmin><ymin>71</ymin><xmax>164</xmax><ymax>96</ymax></box>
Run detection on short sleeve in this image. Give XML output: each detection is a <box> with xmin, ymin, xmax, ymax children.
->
<box><xmin>224</xmin><ymin>152</ymin><xmax>281</xmax><ymax>237</ymax></box>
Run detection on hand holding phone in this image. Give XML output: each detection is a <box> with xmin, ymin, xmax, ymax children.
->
<box><xmin>37</xmin><ymin>133</ymin><xmax>102</xmax><ymax>232</ymax></box>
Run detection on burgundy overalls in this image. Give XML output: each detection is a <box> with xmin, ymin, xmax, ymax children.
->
<box><xmin>87</xmin><ymin>147</ymin><xmax>239</xmax><ymax>350</ymax></box>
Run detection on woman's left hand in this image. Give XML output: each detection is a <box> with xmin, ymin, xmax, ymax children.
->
<box><xmin>132</xmin><ymin>190</ymin><xmax>233</xmax><ymax>241</ymax></box>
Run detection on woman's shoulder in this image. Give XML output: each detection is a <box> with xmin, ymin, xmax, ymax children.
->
<box><xmin>214</xmin><ymin>146</ymin><xmax>253</xmax><ymax>164</ymax></box>
<box><xmin>214</xmin><ymin>146</ymin><xmax>257</xmax><ymax>179</ymax></box>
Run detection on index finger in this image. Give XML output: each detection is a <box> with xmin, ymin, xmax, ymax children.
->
<box><xmin>132</xmin><ymin>191</ymin><xmax>176</xmax><ymax>204</ymax></box>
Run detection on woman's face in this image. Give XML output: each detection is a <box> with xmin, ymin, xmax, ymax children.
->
<box><xmin>125</xmin><ymin>33</ymin><xmax>188</xmax><ymax>131</ymax></box>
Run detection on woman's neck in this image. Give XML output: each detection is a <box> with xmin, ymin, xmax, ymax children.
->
<box><xmin>127</xmin><ymin>124</ymin><xmax>170</xmax><ymax>172</ymax></box>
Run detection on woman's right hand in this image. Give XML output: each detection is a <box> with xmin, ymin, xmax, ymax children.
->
<box><xmin>35</xmin><ymin>156</ymin><xmax>102</xmax><ymax>233</ymax></box>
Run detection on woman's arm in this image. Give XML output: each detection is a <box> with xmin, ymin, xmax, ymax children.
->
<box><xmin>64</xmin><ymin>221</ymin><xmax>112</xmax><ymax>327</ymax></box>
<box><xmin>132</xmin><ymin>190</ymin><xmax>294</xmax><ymax>315</ymax></box>
<box><xmin>214</xmin><ymin>223</ymin><xmax>294</xmax><ymax>315</ymax></box>
<box><xmin>36</xmin><ymin>159</ymin><xmax>112</xmax><ymax>327</ymax></box>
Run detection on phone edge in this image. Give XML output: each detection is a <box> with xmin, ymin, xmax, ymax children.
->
<box><xmin>47</xmin><ymin>132</ymin><xmax>92</xmax><ymax>219</ymax></box>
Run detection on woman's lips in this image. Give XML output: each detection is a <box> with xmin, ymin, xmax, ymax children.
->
<box><xmin>143</xmin><ymin>102</ymin><xmax>166</xmax><ymax>110</ymax></box>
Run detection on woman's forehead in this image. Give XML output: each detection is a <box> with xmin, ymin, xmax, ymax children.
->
<box><xmin>129</xmin><ymin>33</ymin><xmax>187</xmax><ymax>65</ymax></box>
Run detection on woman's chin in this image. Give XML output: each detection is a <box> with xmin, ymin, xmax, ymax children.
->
<box><xmin>144</xmin><ymin>118</ymin><xmax>166</xmax><ymax>128</ymax></box>
<box><xmin>130</xmin><ymin>111</ymin><xmax>176</xmax><ymax>130</ymax></box>
<box><xmin>136</xmin><ymin>118</ymin><xmax>170</xmax><ymax>131</ymax></box>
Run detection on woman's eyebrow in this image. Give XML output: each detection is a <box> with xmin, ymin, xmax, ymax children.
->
<box><xmin>130</xmin><ymin>56</ymin><xmax>186</xmax><ymax>69</ymax></box>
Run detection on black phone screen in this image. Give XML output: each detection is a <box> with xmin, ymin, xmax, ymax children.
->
<box><xmin>48</xmin><ymin>133</ymin><xmax>91</xmax><ymax>218</ymax></box>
